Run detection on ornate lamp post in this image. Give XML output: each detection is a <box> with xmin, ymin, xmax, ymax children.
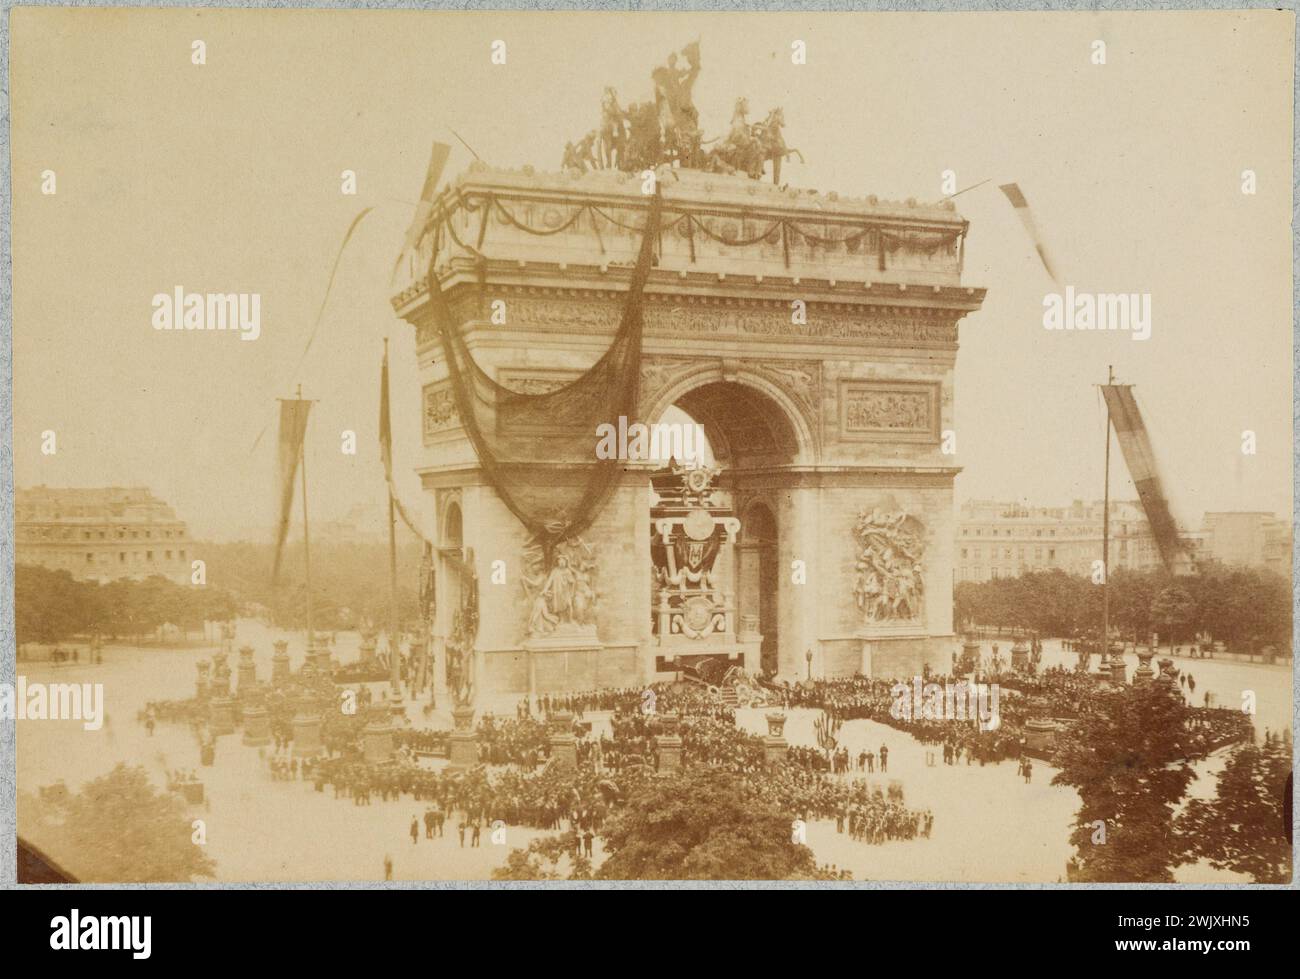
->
<box><xmin>805</xmin><ymin>648</ymin><xmax>813</xmax><ymax>680</ymax></box>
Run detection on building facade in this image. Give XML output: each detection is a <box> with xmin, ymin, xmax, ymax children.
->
<box><xmin>15</xmin><ymin>486</ymin><xmax>193</xmax><ymax>584</ymax></box>
<box><xmin>1200</xmin><ymin>511</ymin><xmax>1292</xmax><ymax>575</ymax></box>
<box><xmin>956</xmin><ymin>499</ymin><xmax>1164</xmax><ymax>583</ymax></box>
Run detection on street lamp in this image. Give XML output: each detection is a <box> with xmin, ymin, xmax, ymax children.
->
<box><xmin>805</xmin><ymin>648</ymin><xmax>813</xmax><ymax>680</ymax></box>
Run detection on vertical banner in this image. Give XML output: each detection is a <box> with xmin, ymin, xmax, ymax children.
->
<box><xmin>272</xmin><ymin>398</ymin><xmax>312</xmax><ymax>581</ymax></box>
<box><xmin>1101</xmin><ymin>384</ymin><xmax>1182</xmax><ymax>572</ymax></box>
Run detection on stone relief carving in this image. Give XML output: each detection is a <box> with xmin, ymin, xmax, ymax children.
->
<box><xmin>521</xmin><ymin>536</ymin><xmax>598</xmax><ymax>639</ymax></box>
<box><xmin>423</xmin><ymin>385</ymin><xmax>459</xmax><ymax>439</ymax></box>
<box><xmin>853</xmin><ymin>508</ymin><xmax>926</xmax><ymax>623</ymax></box>
<box><xmin>839</xmin><ymin>381</ymin><xmax>938</xmax><ymax>441</ymax></box>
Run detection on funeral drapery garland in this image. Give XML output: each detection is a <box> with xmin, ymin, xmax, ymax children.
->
<box><xmin>420</xmin><ymin>187</ymin><xmax>966</xmax><ymax>272</ymax></box>
<box><xmin>424</xmin><ymin>187</ymin><xmax>665</xmax><ymax>567</ymax></box>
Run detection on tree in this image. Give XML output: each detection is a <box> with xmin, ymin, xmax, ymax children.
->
<box><xmin>1151</xmin><ymin>585</ymin><xmax>1195</xmax><ymax>651</ymax></box>
<box><xmin>1177</xmin><ymin>734</ymin><xmax>1292</xmax><ymax>883</ymax></box>
<box><xmin>492</xmin><ymin>830</ymin><xmax>592</xmax><ymax>881</ymax></box>
<box><xmin>19</xmin><ymin>764</ymin><xmax>216</xmax><ymax>882</ymax></box>
<box><xmin>14</xmin><ymin>565</ymin><xmax>94</xmax><ymax>645</ymax></box>
<box><xmin>1051</xmin><ymin>679</ymin><xmax>1195</xmax><ymax>882</ymax></box>
<box><xmin>594</xmin><ymin>768</ymin><xmax>820</xmax><ymax>880</ymax></box>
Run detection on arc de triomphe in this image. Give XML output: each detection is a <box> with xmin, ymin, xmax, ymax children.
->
<box><xmin>392</xmin><ymin>163</ymin><xmax>986</xmax><ymax>696</ymax></box>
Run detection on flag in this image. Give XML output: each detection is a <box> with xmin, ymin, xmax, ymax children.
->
<box><xmin>999</xmin><ymin>183</ymin><xmax>1059</xmax><ymax>284</ymax></box>
<box><xmin>1101</xmin><ymin>384</ymin><xmax>1183</xmax><ymax>573</ymax></box>
<box><xmin>379</xmin><ymin>344</ymin><xmax>434</xmax><ymax>545</ymax></box>
<box><xmin>272</xmin><ymin>398</ymin><xmax>312</xmax><ymax>582</ymax></box>
<box><xmin>393</xmin><ymin>141</ymin><xmax>452</xmax><ymax>282</ymax></box>
<box><xmin>379</xmin><ymin>344</ymin><xmax>393</xmax><ymax>483</ymax></box>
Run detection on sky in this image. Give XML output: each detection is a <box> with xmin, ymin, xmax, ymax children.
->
<box><xmin>9</xmin><ymin>8</ymin><xmax>1294</xmax><ymax>539</ymax></box>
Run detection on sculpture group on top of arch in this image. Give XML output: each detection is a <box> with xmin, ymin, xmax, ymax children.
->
<box><xmin>562</xmin><ymin>41</ymin><xmax>803</xmax><ymax>183</ymax></box>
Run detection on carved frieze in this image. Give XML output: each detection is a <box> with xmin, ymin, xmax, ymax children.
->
<box><xmin>838</xmin><ymin>380</ymin><xmax>939</xmax><ymax>443</ymax></box>
<box><xmin>419</xmin><ymin>293</ymin><xmax>960</xmax><ymax>348</ymax></box>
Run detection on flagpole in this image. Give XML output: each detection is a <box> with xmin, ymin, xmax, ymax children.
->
<box><xmin>298</xmin><ymin>384</ymin><xmax>315</xmax><ymax>651</ymax></box>
<box><xmin>385</xmin><ymin>338</ymin><xmax>401</xmax><ymax>694</ymax></box>
<box><xmin>1101</xmin><ymin>365</ymin><xmax>1113</xmax><ymax>668</ymax></box>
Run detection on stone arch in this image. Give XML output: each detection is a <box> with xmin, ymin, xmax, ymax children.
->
<box><xmin>643</xmin><ymin>365</ymin><xmax>818</xmax><ymax>467</ymax></box>
<box><xmin>439</xmin><ymin>493</ymin><xmax>463</xmax><ymax>547</ymax></box>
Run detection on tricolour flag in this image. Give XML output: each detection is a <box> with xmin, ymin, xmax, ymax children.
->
<box><xmin>272</xmin><ymin>397</ymin><xmax>312</xmax><ymax>582</ymax></box>
<box><xmin>1101</xmin><ymin>384</ymin><xmax>1183</xmax><ymax>574</ymax></box>
<box><xmin>999</xmin><ymin>183</ymin><xmax>1059</xmax><ymax>284</ymax></box>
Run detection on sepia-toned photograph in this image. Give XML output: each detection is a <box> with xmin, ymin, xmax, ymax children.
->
<box><xmin>4</xmin><ymin>5</ymin><xmax>1294</xmax><ymax>890</ymax></box>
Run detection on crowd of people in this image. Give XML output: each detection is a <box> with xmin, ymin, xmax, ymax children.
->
<box><xmin>787</xmin><ymin>676</ymin><xmax>1024</xmax><ymax>764</ymax></box>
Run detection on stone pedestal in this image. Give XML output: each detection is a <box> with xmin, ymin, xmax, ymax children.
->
<box><xmin>1108</xmin><ymin>655</ymin><xmax>1127</xmax><ymax>685</ymax></box>
<box><xmin>209</xmin><ymin>697</ymin><xmax>234</xmax><ymax>736</ymax></box>
<box><xmin>362</xmin><ymin>711</ymin><xmax>394</xmax><ymax>764</ymax></box>
<box><xmin>523</xmin><ymin>633</ymin><xmax>602</xmax><ymax>696</ymax></box>
<box><xmin>653</xmin><ymin>712</ymin><xmax>683</xmax><ymax>773</ymax></box>
<box><xmin>195</xmin><ymin>661</ymin><xmax>211</xmax><ymax>702</ymax></box>
<box><xmin>548</xmin><ymin>709</ymin><xmax>578</xmax><ymax>770</ymax></box>
<box><xmin>271</xmin><ymin>640</ymin><xmax>291</xmax><ymax>686</ymax></box>
<box><xmin>236</xmin><ymin>645</ymin><xmax>257</xmax><ymax>696</ymax></box>
<box><xmin>959</xmin><ymin>637</ymin><xmax>980</xmax><ymax>674</ymax></box>
<box><xmin>1134</xmin><ymin>647</ymin><xmax>1157</xmax><ymax>683</ymax></box>
<box><xmin>1024</xmin><ymin>717</ymin><xmax>1057</xmax><ymax>754</ymax></box>
<box><xmin>307</xmin><ymin>638</ymin><xmax>333</xmax><ymax>675</ymax></box>
<box><xmin>447</xmin><ymin>704</ymin><xmax>479</xmax><ymax>770</ymax></box>
<box><xmin>388</xmin><ymin>695</ymin><xmax>407</xmax><ymax>729</ymax></box>
<box><xmin>292</xmin><ymin>705</ymin><xmax>324</xmax><ymax>759</ymax></box>
<box><xmin>211</xmin><ymin>652</ymin><xmax>232</xmax><ymax>699</ymax></box>
<box><xmin>1010</xmin><ymin>638</ymin><xmax>1030</xmax><ymax>673</ymax></box>
<box><xmin>763</xmin><ymin>711</ymin><xmax>789</xmax><ymax>768</ymax></box>
<box><xmin>655</xmin><ymin>735</ymin><xmax>683</xmax><ymax>772</ymax></box>
<box><xmin>241</xmin><ymin>702</ymin><xmax>271</xmax><ymax>747</ymax></box>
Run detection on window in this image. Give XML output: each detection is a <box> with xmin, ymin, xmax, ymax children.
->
<box><xmin>119</xmin><ymin>552</ymin><xmax>126</xmax><ymax>563</ymax></box>
<box><xmin>85</xmin><ymin>553</ymin><xmax>93</xmax><ymax>563</ymax></box>
<box><xmin>165</xmin><ymin>550</ymin><xmax>172</xmax><ymax>560</ymax></box>
<box><xmin>961</xmin><ymin>548</ymin><xmax>968</xmax><ymax>559</ymax></box>
<box><xmin>146</xmin><ymin>551</ymin><xmax>153</xmax><ymax>562</ymax></box>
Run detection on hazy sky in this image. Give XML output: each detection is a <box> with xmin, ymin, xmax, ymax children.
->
<box><xmin>10</xmin><ymin>8</ymin><xmax>1293</xmax><ymax>539</ymax></box>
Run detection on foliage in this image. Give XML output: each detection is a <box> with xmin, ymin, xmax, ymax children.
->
<box><xmin>1051</xmin><ymin>680</ymin><xmax>1196</xmax><ymax>882</ymax></box>
<box><xmin>955</xmin><ymin>564</ymin><xmax>1291</xmax><ymax>648</ymax></box>
<box><xmin>15</xmin><ymin>564</ymin><xmax>238</xmax><ymax>645</ymax></box>
<box><xmin>492</xmin><ymin>830</ymin><xmax>593</xmax><ymax>881</ymax></box>
<box><xmin>19</xmin><ymin>764</ymin><xmax>216</xmax><ymax>883</ymax></box>
<box><xmin>1177</xmin><ymin>734</ymin><xmax>1292</xmax><ymax>883</ymax></box>
<box><xmin>594</xmin><ymin>768</ymin><xmax>819</xmax><ymax>880</ymax></box>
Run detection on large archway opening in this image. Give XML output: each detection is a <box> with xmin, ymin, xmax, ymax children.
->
<box><xmin>648</xmin><ymin>378</ymin><xmax>804</xmax><ymax>681</ymax></box>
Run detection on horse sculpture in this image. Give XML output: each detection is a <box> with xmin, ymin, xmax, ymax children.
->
<box><xmin>751</xmin><ymin>107</ymin><xmax>804</xmax><ymax>185</ymax></box>
<box><xmin>562</xmin><ymin>46</ymin><xmax>805</xmax><ymax>183</ymax></box>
